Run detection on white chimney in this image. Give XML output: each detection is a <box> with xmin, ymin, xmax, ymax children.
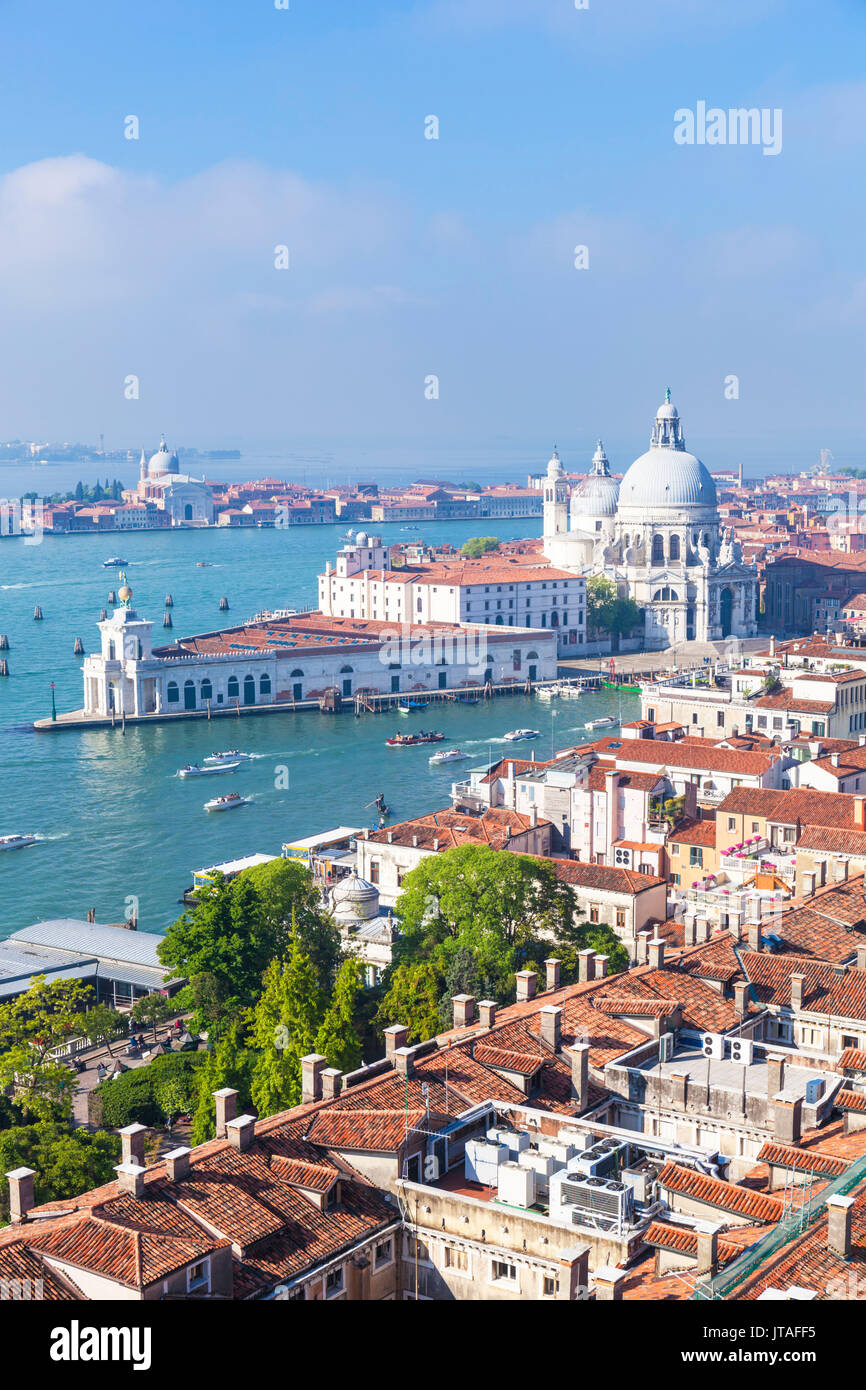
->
<box><xmin>213</xmin><ymin>1087</ymin><xmax>238</xmax><ymax>1139</ymax></box>
<box><xmin>301</xmin><ymin>1053</ymin><xmax>327</xmax><ymax>1105</ymax></box>
<box><xmin>540</xmin><ymin>1006</ymin><xmax>562</xmax><ymax>1052</ymax></box>
<box><xmin>226</xmin><ymin>1115</ymin><xmax>256</xmax><ymax>1152</ymax></box>
<box><xmin>118</xmin><ymin>1123</ymin><xmax>147</xmax><ymax>1168</ymax></box>
<box><xmin>114</xmin><ymin>1162</ymin><xmax>146</xmax><ymax>1198</ymax></box>
<box><xmin>516</xmin><ymin>970</ymin><xmax>537</xmax><ymax>1002</ymax></box>
<box><xmin>5</xmin><ymin>1167</ymin><xmax>35</xmax><ymax>1223</ymax></box>
<box><xmin>165</xmin><ymin>1147</ymin><xmax>191</xmax><ymax>1181</ymax></box>
<box><xmin>384</xmin><ymin>1023</ymin><xmax>409</xmax><ymax>1059</ymax></box>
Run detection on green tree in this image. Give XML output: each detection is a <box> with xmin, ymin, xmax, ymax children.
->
<box><xmin>245</xmin><ymin>857</ymin><xmax>341</xmax><ymax>995</ymax></box>
<box><xmin>81</xmin><ymin>1003</ymin><xmax>126</xmax><ymax>1057</ymax></box>
<box><xmin>0</xmin><ymin>976</ymin><xmax>94</xmax><ymax>1121</ymax></box>
<box><xmin>586</xmin><ymin>574</ymin><xmax>642</xmax><ymax>637</ymax></box>
<box><xmin>190</xmin><ymin>1023</ymin><xmax>254</xmax><ymax>1145</ymax></box>
<box><xmin>552</xmin><ymin>920</ymin><xmax>629</xmax><ymax>981</ymax></box>
<box><xmin>0</xmin><ymin>1123</ymin><xmax>120</xmax><ymax>1222</ymax></box>
<box><xmin>436</xmin><ymin>946</ymin><xmax>492</xmax><ymax>1030</ymax></box>
<box><xmin>131</xmin><ymin>992</ymin><xmax>174</xmax><ymax>1042</ymax></box>
<box><xmin>460</xmin><ymin>536</ymin><xmax>500</xmax><ymax>559</ymax></box>
<box><xmin>74</xmin><ymin>479</ymin><xmax>84</xmax><ymax>501</ymax></box>
<box><xmin>315</xmin><ymin>958</ymin><xmax>363</xmax><ymax>1073</ymax></box>
<box><xmin>376</xmin><ymin>960</ymin><xmax>443</xmax><ymax>1044</ymax></box>
<box><xmin>249</xmin><ymin>938</ymin><xmax>323</xmax><ymax>1118</ymax></box>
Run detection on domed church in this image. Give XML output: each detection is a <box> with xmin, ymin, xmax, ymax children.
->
<box><xmin>542</xmin><ymin>391</ymin><xmax>759</xmax><ymax>647</ymax></box>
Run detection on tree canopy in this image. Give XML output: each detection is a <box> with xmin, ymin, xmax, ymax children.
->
<box><xmin>0</xmin><ymin>976</ymin><xmax>94</xmax><ymax>1122</ymax></box>
<box><xmin>0</xmin><ymin>1123</ymin><xmax>120</xmax><ymax>1223</ymax></box>
<box><xmin>586</xmin><ymin>575</ymin><xmax>642</xmax><ymax>637</ymax></box>
<box><xmin>460</xmin><ymin>536</ymin><xmax>500</xmax><ymax>558</ymax></box>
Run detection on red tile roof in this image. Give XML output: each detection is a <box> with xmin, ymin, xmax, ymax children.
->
<box><xmin>642</xmin><ymin>1221</ymin><xmax>744</xmax><ymax>1266</ymax></box>
<box><xmin>658</xmin><ymin>1162</ymin><xmax>784</xmax><ymax>1223</ymax></box>
<box><xmin>838</xmin><ymin>1047</ymin><xmax>866</xmax><ymax>1072</ymax></box>
<box><xmin>755</xmin><ymin>1142</ymin><xmax>850</xmax><ymax>1177</ymax></box>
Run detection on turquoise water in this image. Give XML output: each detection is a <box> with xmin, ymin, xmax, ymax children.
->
<box><xmin>0</xmin><ymin>520</ymin><xmax>635</xmax><ymax>935</ymax></box>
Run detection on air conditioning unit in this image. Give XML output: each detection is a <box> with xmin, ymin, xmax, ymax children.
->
<box><xmin>701</xmin><ymin>1032</ymin><xmax>725</xmax><ymax>1060</ymax></box>
<box><xmin>465</xmin><ymin>1140</ymin><xmax>507</xmax><ymax>1186</ymax></box>
<box><xmin>497</xmin><ymin>1161</ymin><xmax>536</xmax><ymax>1209</ymax></box>
<box><xmin>730</xmin><ymin>1037</ymin><xmax>754</xmax><ymax>1066</ymax></box>
<box><xmin>551</xmin><ymin>1173</ymin><xmax>634</xmax><ymax>1229</ymax></box>
<box><xmin>659</xmin><ymin>1031</ymin><xmax>675</xmax><ymax>1062</ymax></box>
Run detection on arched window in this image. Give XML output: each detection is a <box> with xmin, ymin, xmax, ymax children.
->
<box><xmin>290</xmin><ymin>668</ymin><xmax>304</xmax><ymax>677</ymax></box>
<box><xmin>184</xmin><ymin>503</ymin><xmax>193</xmax><ymax>521</ymax></box>
<box><xmin>260</xmin><ymin>673</ymin><xmax>271</xmax><ymax>695</ymax></box>
<box><xmin>550</xmin><ymin>611</ymin><xmax>559</xmax><ymax>628</ymax></box>
<box><xmin>243</xmin><ymin>674</ymin><xmax>256</xmax><ymax>705</ymax></box>
<box><xmin>200</xmin><ymin>678</ymin><xmax>213</xmax><ymax>702</ymax></box>
<box><xmin>184</xmin><ymin>679</ymin><xmax>196</xmax><ymax>710</ymax></box>
<box><xmin>540</xmin><ymin>613</ymin><xmax>547</xmax><ymax>627</ymax></box>
<box><xmin>227</xmin><ymin>675</ymin><xmax>239</xmax><ymax>700</ymax></box>
<box><xmin>651</xmin><ymin>534</ymin><xmax>665</xmax><ymax>566</ymax></box>
<box><xmin>669</xmin><ymin>534</ymin><xmax>681</xmax><ymax>561</ymax></box>
<box><xmin>526</xmin><ymin>650</ymin><xmax>539</xmax><ymax>660</ymax></box>
<box><xmin>652</xmin><ymin>587</ymin><xmax>680</xmax><ymax>602</ymax></box>
<box><xmin>340</xmin><ymin>665</ymin><xmax>353</xmax><ymax>674</ymax></box>
<box><xmin>167</xmin><ymin>681</ymin><xmax>179</xmax><ymax>703</ymax></box>
<box><xmin>702</xmin><ymin>532</ymin><xmax>711</xmax><ymax>548</ymax></box>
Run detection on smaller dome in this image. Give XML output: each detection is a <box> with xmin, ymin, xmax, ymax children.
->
<box><xmin>332</xmin><ymin>872</ymin><xmax>379</xmax><ymax>925</ymax></box>
<box><xmin>355</xmin><ymin>531</ymin><xmax>369</xmax><ymax>547</ymax></box>
<box><xmin>546</xmin><ymin>447</ymin><xmax>564</xmax><ymax>480</ymax></box>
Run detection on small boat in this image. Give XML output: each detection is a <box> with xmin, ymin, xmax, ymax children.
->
<box><xmin>0</xmin><ymin>833</ymin><xmax>38</xmax><ymax>852</ymax></box>
<box><xmin>585</xmin><ymin>715</ymin><xmax>618</xmax><ymax>731</ymax></box>
<box><xmin>503</xmin><ymin>729</ymin><xmax>541</xmax><ymax>742</ymax></box>
<box><xmin>196</xmin><ymin>561</ymin><xmax>213</xmax><ymax>568</ymax></box>
<box><xmin>429</xmin><ymin>748</ymin><xmax>468</xmax><ymax>765</ymax></box>
<box><xmin>204</xmin><ymin>793</ymin><xmax>249</xmax><ymax>812</ymax></box>
<box><xmin>603</xmin><ymin>679</ymin><xmax>641</xmax><ymax>694</ymax></box>
<box><xmin>102</xmin><ymin>556</ymin><xmax>128</xmax><ymax>567</ymax></box>
<box><xmin>204</xmin><ymin>750</ymin><xmax>252</xmax><ymax>764</ymax></box>
<box><xmin>560</xmin><ymin>685</ymin><xmax>581</xmax><ymax>700</ymax></box>
<box><xmin>397</xmin><ymin>699</ymin><xmax>428</xmax><ymax>715</ymax></box>
<box><xmin>535</xmin><ymin>685</ymin><xmax>561</xmax><ymax>701</ymax></box>
<box><xmin>386</xmin><ymin>731</ymin><xmax>445</xmax><ymax>746</ymax></box>
<box><xmin>177</xmin><ymin>762</ymin><xmax>240</xmax><ymax>778</ymax></box>
<box><xmin>342</xmin><ymin>529</ymin><xmax>355</xmax><ymax>540</ymax></box>
<box><xmin>456</xmin><ymin>695</ymin><xmax>479</xmax><ymax>705</ymax></box>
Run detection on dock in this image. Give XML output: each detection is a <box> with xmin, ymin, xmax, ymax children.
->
<box><xmin>33</xmin><ymin>674</ymin><xmax>599</xmax><ymax>733</ymax></box>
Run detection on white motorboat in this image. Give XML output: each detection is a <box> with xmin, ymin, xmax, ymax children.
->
<box><xmin>0</xmin><ymin>833</ymin><xmax>38</xmax><ymax>852</ymax></box>
<box><xmin>177</xmin><ymin>762</ymin><xmax>240</xmax><ymax>778</ymax></box>
<box><xmin>560</xmin><ymin>684</ymin><xmax>581</xmax><ymax>699</ymax></box>
<box><xmin>102</xmin><ymin>556</ymin><xmax>128</xmax><ymax>567</ymax></box>
<box><xmin>585</xmin><ymin>715</ymin><xmax>618</xmax><ymax>731</ymax></box>
<box><xmin>429</xmin><ymin>748</ymin><xmax>469</xmax><ymax>765</ymax></box>
<box><xmin>204</xmin><ymin>793</ymin><xmax>249</xmax><ymax>812</ymax></box>
<box><xmin>535</xmin><ymin>685</ymin><xmax>561</xmax><ymax>701</ymax></box>
<box><xmin>503</xmin><ymin>729</ymin><xmax>541</xmax><ymax>742</ymax></box>
<box><xmin>204</xmin><ymin>750</ymin><xmax>252</xmax><ymax>764</ymax></box>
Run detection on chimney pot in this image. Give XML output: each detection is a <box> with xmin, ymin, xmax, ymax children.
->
<box><xmin>570</xmin><ymin>1042</ymin><xmax>590</xmax><ymax>1110</ymax></box>
<box><xmin>733</xmin><ymin>981</ymin><xmax>749</xmax><ymax>1019</ymax></box>
<box><xmin>767</xmin><ymin>1052</ymin><xmax>786</xmax><ymax>1096</ymax></box>
<box><xmin>577</xmin><ymin>949</ymin><xmax>596</xmax><ymax>983</ymax></box>
<box><xmin>545</xmin><ymin>958</ymin><xmax>561</xmax><ymax>992</ymax></box>
<box><xmin>322</xmin><ymin>1067</ymin><xmax>343</xmax><ymax>1101</ymax></box>
<box><xmin>695</xmin><ymin>1225</ymin><xmax>722</xmax><ymax>1277</ymax></box>
<box><xmin>301</xmin><ymin>1053</ymin><xmax>327</xmax><ymax>1105</ymax></box>
<box><xmin>5</xmin><ymin>1167</ymin><xmax>36</xmax><ymax>1223</ymax></box>
<box><xmin>856</xmin><ymin>945</ymin><xmax>866</xmax><ymax>972</ymax></box>
<box><xmin>790</xmin><ymin>972</ymin><xmax>806</xmax><ymax>1011</ymax></box>
<box><xmin>478</xmin><ymin>999</ymin><xmax>497</xmax><ymax>1029</ymax></box>
<box><xmin>114</xmin><ymin>1162</ymin><xmax>146</xmax><ymax>1198</ymax></box>
<box><xmin>540</xmin><ymin>1005</ymin><xmax>562</xmax><ymax>1053</ymax></box>
<box><xmin>165</xmin><ymin>1147</ymin><xmax>191</xmax><ymax>1181</ymax></box>
<box><xmin>394</xmin><ymin>1046</ymin><xmax>414</xmax><ymax>1079</ymax></box>
<box><xmin>593</xmin><ymin>1266</ymin><xmax>626</xmax><ymax>1301</ymax></box>
<box><xmin>594</xmin><ymin>954</ymin><xmax>609</xmax><ymax>980</ymax></box>
<box><xmin>648</xmin><ymin>937</ymin><xmax>665</xmax><ymax>971</ymax></box>
<box><xmin>451</xmin><ymin>994</ymin><xmax>475</xmax><ymax>1028</ymax></box>
<box><xmin>827</xmin><ymin>1195</ymin><xmax>855</xmax><ymax>1259</ymax></box>
<box><xmin>433</xmin><ymin>837</ymin><xmax>439</xmax><ymax>851</ymax></box>
<box><xmin>118</xmin><ymin>1122</ymin><xmax>147</xmax><ymax>1168</ymax></box>
<box><xmin>516</xmin><ymin>970</ymin><xmax>537</xmax><ymax>1002</ymax></box>
<box><xmin>213</xmin><ymin>1087</ymin><xmax>238</xmax><ymax>1140</ymax></box>
<box><xmin>226</xmin><ymin>1115</ymin><xmax>256</xmax><ymax>1152</ymax></box>
<box><xmin>384</xmin><ymin>1023</ymin><xmax>409</xmax><ymax>1059</ymax></box>
<box><xmin>748</xmin><ymin>922</ymin><xmax>763</xmax><ymax>953</ymax></box>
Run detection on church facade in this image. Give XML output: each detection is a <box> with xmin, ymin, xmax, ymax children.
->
<box><xmin>542</xmin><ymin>392</ymin><xmax>759</xmax><ymax>648</ymax></box>
<box><xmin>123</xmin><ymin>438</ymin><xmax>214</xmax><ymax>526</ymax></box>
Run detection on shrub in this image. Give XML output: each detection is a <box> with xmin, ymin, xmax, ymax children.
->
<box><xmin>96</xmin><ymin>1051</ymin><xmax>207</xmax><ymax>1128</ymax></box>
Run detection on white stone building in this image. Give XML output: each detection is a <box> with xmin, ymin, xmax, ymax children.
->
<box><xmin>125</xmin><ymin>439</ymin><xmax>214</xmax><ymax>526</ymax></box>
<box><xmin>542</xmin><ymin>392</ymin><xmax>759</xmax><ymax>648</ymax></box>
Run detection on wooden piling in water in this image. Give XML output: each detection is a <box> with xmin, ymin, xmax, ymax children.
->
<box><xmin>219</xmin><ymin>596</ymin><xmax>230</xmax><ymax>611</ymax></box>
<box><xmin>0</xmin><ymin>635</ymin><xmax>8</xmax><ymax>650</ymax></box>
<box><xmin>99</xmin><ymin>609</ymin><xmax>108</xmax><ymax>621</ymax></box>
<box><xmin>0</xmin><ymin>660</ymin><xmax>8</xmax><ymax>677</ymax></box>
<box><xmin>163</xmin><ymin>612</ymin><xmax>173</xmax><ymax>628</ymax></box>
<box><xmin>108</xmin><ymin>591</ymin><xmax>117</xmax><ymax>605</ymax></box>
<box><xmin>33</xmin><ymin>605</ymin><xmax>43</xmax><ymax>620</ymax></box>
<box><xmin>73</xmin><ymin>637</ymin><xmax>84</xmax><ymax>655</ymax></box>
<box><xmin>165</xmin><ymin>593</ymin><xmax>173</xmax><ymax>607</ymax></box>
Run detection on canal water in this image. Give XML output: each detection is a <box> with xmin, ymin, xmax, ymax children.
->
<box><xmin>0</xmin><ymin>520</ymin><xmax>637</xmax><ymax>935</ymax></box>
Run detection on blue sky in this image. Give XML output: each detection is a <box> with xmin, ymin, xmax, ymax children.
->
<box><xmin>0</xmin><ymin>0</ymin><xmax>864</xmax><ymax>476</ymax></box>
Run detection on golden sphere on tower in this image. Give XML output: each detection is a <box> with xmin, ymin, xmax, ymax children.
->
<box><xmin>118</xmin><ymin>584</ymin><xmax>133</xmax><ymax>603</ymax></box>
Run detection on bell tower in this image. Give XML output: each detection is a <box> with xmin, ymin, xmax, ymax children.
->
<box><xmin>543</xmin><ymin>447</ymin><xmax>568</xmax><ymax>539</ymax></box>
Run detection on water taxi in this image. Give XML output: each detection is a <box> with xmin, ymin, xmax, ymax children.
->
<box><xmin>429</xmin><ymin>748</ymin><xmax>468</xmax><ymax>765</ymax></box>
<box><xmin>585</xmin><ymin>715</ymin><xmax>618</xmax><ymax>731</ymax></box>
<box><xmin>204</xmin><ymin>793</ymin><xmax>249</xmax><ymax>812</ymax></box>
<box><xmin>560</xmin><ymin>684</ymin><xmax>582</xmax><ymax>699</ymax></box>
<box><xmin>204</xmin><ymin>750</ymin><xmax>252</xmax><ymax>764</ymax></box>
<box><xmin>0</xmin><ymin>833</ymin><xmax>38</xmax><ymax>852</ymax></box>
<box><xmin>102</xmin><ymin>556</ymin><xmax>128</xmax><ymax>567</ymax></box>
<box><xmin>503</xmin><ymin>729</ymin><xmax>540</xmax><ymax>742</ymax></box>
<box><xmin>602</xmin><ymin>679</ymin><xmax>641</xmax><ymax>694</ymax></box>
<box><xmin>535</xmin><ymin>684</ymin><xmax>562</xmax><ymax>701</ymax></box>
<box><xmin>386</xmin><ymin>730</ymin><xmax>445</xmax><ymax>746</ymax></box>
<box><xmin>177</xmin><ymin>762</ymin><xmax>240</xmax><ymax>778</ymax></box>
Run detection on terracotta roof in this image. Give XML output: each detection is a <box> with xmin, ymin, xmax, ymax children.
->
<box><xmin>755</xmin><ymin>1142</ymin><xmax>850</xmax><ymax>1177</ymax></box>
<box><xmin>716</xmin><ymin>787</ymin><xmax>864</xmax><ymax>827</ymax></box>
<box><xmin>658</xmin><ymin>1162</ymin><xmax>784</xmax><ymax>1223</ymax></box>
<box><xmin>838</xmin><ymin>1047</ymin><xmax>866</xmax><ymax>1072</ymax></box>
<box><xmin>591</xmin><ymin>993</ymin><xmax>673</xmax><ymax>1019</ymax></box>
<box><xmin>735</xmin><ymin>1182</ymin><xmax>866</xmax><ymax>1301</ymax></box>
<box><xmin>742</xmin><ymin>951</ymin><xmax>866</xmax><ymax>1018</ymax></box>
<box><xmin>668</xmin><ymin>819</ymin><xmax>717</xmax><ymax>847</ymax></box>
<box><xmin>642</xmin><ymin>1221</ymin><xmax>743</xmax><ymax>1266</ymax></box>
<box><xmin>614</xmin><ymin>738</ymin><xmax>778</xmax><ymax>777</ymax></box>
<box><xmin>538</xmin><ymin>858</ymin><xmax>666</xmax><ymax>894</ymax></box>
<box><xmin>303</xmin><ymin>1108</ymin><xmax>427</xmax><ymax>1152</ymax></box>
<box><xmin>0</xmin><ymin>1238</ymin><xmax>78</xmax><ymax>1299</ymax></box>
<box><xmin>677</xmin><ymin>934</ymin><xmax>742</xmax><ymax>984</ymax></box>
<box><xmin>365</xmin><ymin>806</ymin><xmax>549</xmax><ymax>851</ymax></box>
<box><xmin>836</xmin><ymin>1088</ymin><xmax>866</xmax><ymax>1113</ymax></box>
<box><xmin>473</xmin><ymin>1045</ymin><xmax>546</xmax><ymax>1076</ymax></box>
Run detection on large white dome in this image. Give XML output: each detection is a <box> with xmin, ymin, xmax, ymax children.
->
<box><xmin>617</xmin><ymin>393</ymin><xmax>716</xmax><ymax>513</ymax></box>
<box><xmin>148</xmin><ymin>440</ymin><xmax>179</xmax><ymax>476</ymax></box>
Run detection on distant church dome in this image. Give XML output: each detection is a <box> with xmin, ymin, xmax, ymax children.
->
<box><xmin>148</xmin><ymin>438</ymin><xmax>179</xmax><ymax>477</ymax></box>
<box><xmin>570</xmin><ymin>440</ymin><xmax>619</xmax><ymax>525</ymax></box>
<box><xmin>546</xmin><ymin>447</ymin><xmax>564</xmax><ymax>480</ymax></box>
<box><xmin>617</xmin><ymin>391</ymin><xmax>716</xmax><ymax>514</ymax></box>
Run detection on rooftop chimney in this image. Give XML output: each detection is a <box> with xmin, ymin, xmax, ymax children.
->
<box><xmin>478</xmin><ymin>1000</ymin><xmax>497</xmax><ymax>1029</ymax></box>
<box><xmin>226</xmin><ymin>1114</ymin><xmax>256</xmax><ymax>1152</ymax></box>
<box><xmin>773</xmin><ymin>1091</ymin><xmax>803</xmax><ymax>1145</ymax></box>
<box><xmin>322</xmin><ymin>1068</ymin><xmax>343</xmax><ymax>1101</ymax></box>
<box><xmin>856</xmin><ymin>945</ymin><xmax>866</xmax><ymax>972</ymax></box>
<box><xmin>394</xmin><ymin>1046</ymin><xmax>414</xmax><ymax>1079</ymax></box>
<box><xmin>545</xmin><ymin>958</ymin><xmax>561</xmax><ymax>992</ymax></box>
<box><xmin>118</xmin><ymin>1122</ymin><xmax>147</xmax><ymax>1168</ymax></box>
<box><xmin>114</xmin><ymin>1162</ymin><xmax>146</xmax><ymax>1198</ymax></box>
<box><xmin>593</xmin><ymin>1266</ymin><xmax>626</xmax><ymax>1301</ymax></box>
<box><xmin>213</xmin><ymin>1087</ymin><xmax>238</xmax><ymax>1140</ymax></box>
<box><xmin>5</xmin><ymin>1167</ymin><xmax>35</xmax><ymax>1223</ymax></box>
<box><xmin>577</xmin><ymin>949</ymin><xmax>596</xmax><ymax>983</ymax></box>
<box><xmin>827</xmin><ymin>1194</ymin><xmax>855</xmax><ymax>1259</ymax></box>
<box><xmin>790</xmin><ymin>973</ymin><xmax>806</xmax><ymax>1011</ymax></box>
<box><xmin>733</xmin><ymin>981</ymin><xmax>749</xmax><ymax>1019</ymax></box>
<box><xmin>384</xmin><ymin>1023</ymin><xmax>409</xmax><ymax>1060</ymax></box>
<box><xmin>165</xmin><ymin>1147</ymin><xmax>191</xmax><ymax>1182</ymax></box>
<box><xmin>530</xmin><ymin>805</ymin><xmax>538</xmax><ymax>828</ymax></box>
<box><xmin>635</xmin><ymin>930</ymin><xmax>652</xmax><ymax>966</ymax></box>
<box><xmin>594</xmin><ymin>955</ymin><xmax>609</xmax><ymax>980</ymax></box>
<box><xmin>451</xmin><ymin>994</ymin><xmax>475</xmax><ymax>1029</ymax></box>
<box><xmin>570</xmin><ymin>1042</ymin><xmax>590</xmax><ymax>1110</ymax></box>
<box><xmin>301</xmin><ymin>1053</ymin><xmax>327</xmax><ymax>1105</ymax></box>
<box><xmin>767</xmin><ymin>1052</ymin><xmax>786</xmax><ymax>1097</ymax></box>
<box><xmin>695</xmin><ymin>1225</ymin><xmax>721</xmax><ymax>1277</ymax></box>
<box><xmin>516</xmin><ymin>970</ymin><xmax>537</xmax><ymax>1003</ymax></box>
<box><xmin>748</xmin><ymin>922</ymin><xmax>763</xmax><ymax>953</ymax></box>
<box><xmin>433</xmin><ymin>837</ymin><xmax>440</xmax><ymax>851</ymax></box>
<box><xmin>540</xmin><ymin>1005</ymin><xmax>562</xmax><ymax>1053</ymax></box>
<box><xmin>648</xmin><ymin>938</ymin><xmax>665</xmax><ymax>971</ymax></box>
